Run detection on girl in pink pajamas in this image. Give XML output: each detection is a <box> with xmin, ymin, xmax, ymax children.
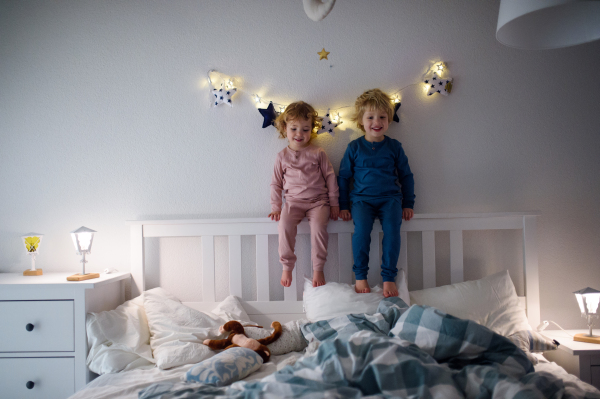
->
<box><xmin>268</xmin><ymin>101</ymin><xmax>340</xmax><ymax>288</ymax></box>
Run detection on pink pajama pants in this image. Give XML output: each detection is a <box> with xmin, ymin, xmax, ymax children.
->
<box><xmin>278</xmin><ymin>200</ymin><xmax>330</xmax><ymax>272</ymax></box>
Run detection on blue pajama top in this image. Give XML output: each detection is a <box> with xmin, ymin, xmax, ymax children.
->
<box><xmin>337</xmin><ymin>136</ymin><xmax>415</xmax><ymax>211</ymax></box>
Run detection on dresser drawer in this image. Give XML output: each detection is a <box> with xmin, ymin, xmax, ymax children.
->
<box><xmin>0</xmin><ymin>301</ymin><xmax>74</xmax><ymax>352</ymax></box>
<box><xmin>0</xmin><ymin>357</ymin><xmax>75</xmax><ymax>398</ymax></box>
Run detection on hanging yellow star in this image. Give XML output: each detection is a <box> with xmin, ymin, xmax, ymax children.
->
<box><xmin>318</xmin><ymin>48</ymin><xmax>330</xmax><ymax>60</ymax></box>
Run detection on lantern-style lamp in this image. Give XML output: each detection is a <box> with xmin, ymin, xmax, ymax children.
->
<box><xmin>22</xmin><ymin>232</ymin><xmax>44</xmax><ymax>276</ymax></box>
<box><xmin>67</xmin><ymin>226</ymin><xmax>100</xmax><ymax>281</ymax></box>
<box><xmin>574</xmin><ymin>287</ymin><xmax>600</xmax><ymax>344</ymax></box>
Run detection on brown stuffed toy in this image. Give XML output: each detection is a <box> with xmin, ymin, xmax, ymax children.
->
<box><xmin>203</xmin><ymin>320</ymin><xmax>282</xmax><ymax>363</ymax></box>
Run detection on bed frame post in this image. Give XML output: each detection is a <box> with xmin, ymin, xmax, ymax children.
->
<box><xmin>130</xmin><ymin>223</ymin><xmax>145</xmax><ymax>298</ymax></box>
<box><xmin>523</xmin><ymin>215</ymin><xmax>540</xmax><ymax>329</ymax></box>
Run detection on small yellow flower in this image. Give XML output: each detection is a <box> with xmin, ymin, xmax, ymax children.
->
<box><xmin>24</xmin><ymin>236</ymin><xmax>40</xmax><ymax>252</ymax></box>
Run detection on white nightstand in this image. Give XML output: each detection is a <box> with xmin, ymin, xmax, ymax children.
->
<box><xmin>0</xmin><ymin>272</ymin><xmax>130</xmax><ymax>399</ymax></box>
<box><xmin>541</xmin><ymin>329</ymin><xmax>600</xmax><ymax>389</ymax></box>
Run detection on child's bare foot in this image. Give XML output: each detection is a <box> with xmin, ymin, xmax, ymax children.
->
<box><xmin>383</xmin><ymin>281</ymin><xmax>399</xmax><ymax>298</ymax></box>
<box><xmin>281</xmin><ymin>271</ymin><xmax>293</xmax><ymax>287</ymax></box>
<box><xmin>355</xmin><ymin>279</ymin><xmax>371</xmax><ymax>293</ymax></box>
<box><xmin>312</xmin><ymin>271</ymin><xmax>326</xmax><ymax>287</ymax></box>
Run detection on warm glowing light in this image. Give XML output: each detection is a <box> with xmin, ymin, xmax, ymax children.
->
<box><xmin>332</xmin><ymin>112</ymin><xmax>342</xmax><ymax>124</ymax></box>
<box><xmin>279</xmin><ymin>106</ymin><xmax>286</xmax><ymax>113</ymax></box>
<box><xmin>226</xmin><ymin>79</ymin><xmax>234</xmax><ymax>89</ymax></box>
<box><xmin>437</xmin><ymin>63</ymin><xmax>444</xmax><ymax>72</ymax></box>
<box><xmin>393</xmin><ymin>96</ymin><xmax>401</xmax><ymax>103</ymax></box>
<box><xmin>253</xmin><ymin>94</ymin><xmax>262</xmax><ymax>104</ymax></box>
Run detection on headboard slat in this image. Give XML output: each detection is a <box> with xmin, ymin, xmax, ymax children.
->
<box><xmin>399</xmin><ymin>231</ymin><xmax>408</xmax><ymax>279</ymax></box>
<box><xmin>368</xmin><ymin>230</ymin><xmax>381</xmax><ymax>285</ymax></box>
<box><xmin>255</xmin><ymin>235</ymin><xmax>269</xmax><ymax>301</ymax></box>
<box><xmin>202</xmin><ymin>236</ymin><xmax>216</xmax><ymax>302</ymax></box>
<box><xmin>130</xmin><ymin>224</ymin><xmax>144</xmax><ymax>298</ymax></box>
<box><xmin>338</xmin><ymin>233</ymin><xmax>353</xmax><ymax>285</ymax></box>
<box><xmin>422</xmin><ymin>231</ymin><xmax>436</xmax><ymax>289</ymax></box>
<box><xmin>450</xmin><ymin>230</ymin><xmax>464</xmax><ymax>284</ymax></box>
<box><xmin>229</xmin><ymin>235</ymin><xmax>242</xmax><ymax>297</ymax></box>
<box><xmin>523</xmin><ymin>215</ymin><xmax>541</xmax><ymax>328</ymax></box>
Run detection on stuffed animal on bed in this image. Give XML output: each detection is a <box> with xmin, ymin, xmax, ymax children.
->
<box><xmin>203</xmin><ymin>320</ymin><xmax>282</xmax><ymax>362</ymax></box>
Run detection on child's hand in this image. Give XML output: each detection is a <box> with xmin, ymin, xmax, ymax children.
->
<box><xmin>330</xmin><ymin>206</ymin><xmax>339</xmax><ymax>220</ymax></box>
<box><xmin>340</xmin><ymin>210</ymin><xmax>352</xmax><ymax>221</ymax></box>
<box><xmin>402</xmin><ymin>208</ymin><xmax>414</xmax><ymax>221</ymax></box>
<box><xmin>268</xmin><ymin>211</ymin><xmax>281</xmax><ymax>221</ymax></box>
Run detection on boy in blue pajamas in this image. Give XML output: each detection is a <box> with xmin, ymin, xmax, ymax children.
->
<box><xmin>338</xmin><ymin>89</ymin><xmax>415</xmax><ymax>297</ymax></box>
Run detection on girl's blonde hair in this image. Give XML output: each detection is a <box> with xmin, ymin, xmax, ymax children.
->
<box><xmin>274</xmin><ymin>101</ymin><xmax>322</xmax><ymax>139</ymax></box>
<box><xmin>351</xmin><ymin>89</ymin><xmax>394</xmax><ymax>133</ymax></box>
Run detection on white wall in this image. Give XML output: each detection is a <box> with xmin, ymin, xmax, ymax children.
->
<box><xmin>1</xmin><ymin>0</ymin><xmax>599</xmax><ymax>328</ymax></box>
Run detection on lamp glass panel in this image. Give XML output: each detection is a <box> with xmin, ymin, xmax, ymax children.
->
<box><xmin>584</xmin><ymin>293</ymin><xmax>600</xmax><ymax>315</ymax></box>
<box><xmin>23</xmin><ymin>236</ymin><xmax>41</xmax><ymax>253</ymax></box>
<box><xmin>72</xmin><ymin>232</ymin><xmax>93</xmax><ymax>254</ymax></box>
<box><xmin>576</xmin><ymin>294</ymin><xmax>586</xmax><ymax>314</ymax></box>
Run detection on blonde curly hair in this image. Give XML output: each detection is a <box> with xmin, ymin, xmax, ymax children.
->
<box><xmin>351</xmin><ymin>89</ymin><xmax>394</xmax><ymax>133</ymax></box>
<box><xmin>274</xmin><ymin>101</ymin><xmax>322</xmax><ymax>139</ymax></box>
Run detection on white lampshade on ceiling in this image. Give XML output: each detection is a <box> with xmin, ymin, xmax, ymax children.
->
<box><xmin>497</xmin><ymin>0</ymin><xmax>600</xmax><ymax>49</ymax></box>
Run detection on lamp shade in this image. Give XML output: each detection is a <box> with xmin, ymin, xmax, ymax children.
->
<box><xmin>71</xmin><ymin>226</ymin><xmax>96</xmax><ymax>254</ymax></box>
<box><xmin>574</xmin><ymin>287</ymin><xmax>600</xmax><ymax>316</ymax></box>
<box><xmin>22</xmin><ymin>233</ymin><xmax>43</xmax><ymax>254</ymax></box>
<box><xmin>497</xmin><ymin>0</ymin><xmax>600</xmax><ymax>49</ymax></box>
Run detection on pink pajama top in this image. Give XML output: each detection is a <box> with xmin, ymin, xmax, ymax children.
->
<box><xmin>270</xmin><ymin>144</ymin><xmax>339</xmax><ymax>213</ymax></box>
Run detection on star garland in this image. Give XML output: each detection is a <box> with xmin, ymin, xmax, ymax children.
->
<box><xmin>207</xmin><ymin>70</ymin><xmax>238</xmax><ymax>107</ymax></box>
<box><xmin>317</xmin><ymin>109</ymin><xmax>342</xmax><ymax>136</ymax></box>
<box><xmin>206</xmin><ymin>62</ymin><xmax>453</xmax><ymax>135</ymax></box>
<box><xmin>259</xmin><ymin>102</ymin><xmax>277</xmax><ymax>128</ymax></box>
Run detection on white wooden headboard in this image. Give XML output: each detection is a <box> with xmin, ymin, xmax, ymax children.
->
<box><xmin>128</xmin><ymin>212</ymin><xmax>540</xmax><ymax>327</ymax></box>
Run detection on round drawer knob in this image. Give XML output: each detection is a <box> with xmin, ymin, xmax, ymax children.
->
<box><xmin>26</xmin><ymin>323</ymin><xmax>34</xmax><ymax>332</ymax></box>
<box><xmin>26</xmin><ymin>381</ymin><xmax>35</xmax><ymax>389</ymax></box>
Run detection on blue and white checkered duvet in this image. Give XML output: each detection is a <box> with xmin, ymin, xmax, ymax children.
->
<box><xmin>139</xmin><ymin>297</ymin><xmax>600</xmax><ymax>398</ymax></box>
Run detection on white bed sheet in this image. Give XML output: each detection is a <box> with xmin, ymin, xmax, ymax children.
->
<box><xmin>68</xmin><ymin>351</ymin><xmax>305</xmax><ymax>399</ymax></box>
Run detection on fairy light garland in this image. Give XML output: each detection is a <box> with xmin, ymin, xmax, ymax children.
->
<box><xmin>207</xmin><ymin>62</ymin><xmax>452</xmax><ymax>134</ymax></box>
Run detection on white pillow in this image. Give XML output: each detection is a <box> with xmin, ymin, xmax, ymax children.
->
<box><xmin>302</xmin><ymin>269</ymin><xmax>410</xmax><ymax>322</ymax></box>
<box><xmin>409</xmin><ymin>270</ymin><xmax>531</xmax><ymax>337</ymax></box>
<box><xmin>144</xmin><ymin>290</ymin><xmax>251</xmax><ymax>369</ymax></box>
<box><xmin>86</xmin><ymin>289</ymin><xmax>158</xmax><ymax>375</ymax></box>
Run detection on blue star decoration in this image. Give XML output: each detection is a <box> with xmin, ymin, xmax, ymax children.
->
<box><xmin>393</xmin><ymin>102</ymin><xmax>401</xmax><ymax>123</ymax></box>
<box><xmin>317</xmin><ymin>109</ymin><xmax>340</xmax><ymax>136</ymax></box>
<box><xmin>424</xmin><ymin>72</ymin><xmax>453</xmax><ymax>96</ymax></box>
<box><xmin>212</xmin><ymin>85</ymin><xmax>237</xmax><ymax>107</ymax></box>
<box><xmin>259</xmin><ymin>102</ymin><xmax>278</xmax><ymax>128</ymax></box>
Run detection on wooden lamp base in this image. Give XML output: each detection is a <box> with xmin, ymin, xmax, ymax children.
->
<box><xmin>574</xmin><ymin>333</ymin><xmax>600</xmax><ymax>344</ymax></box>
<box><xmin>67</xmin><ymin>273</ymin><xmax>100</xmax><ymax>281</ymax></box>
<box><xmin>23</xmin><ymin>269</ymin><xmax>43</xmax><ymax>276</ymax></box>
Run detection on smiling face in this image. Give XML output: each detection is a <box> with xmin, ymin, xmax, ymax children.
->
<box><xmin>286</xmin><ymin>118</ymin><xmax>313</xmax><ymax>150</ymax></box>
<box><xmin>361</xmin><ymin>107</ymin><xmax>389</xmax><ymax>142</ymax></box>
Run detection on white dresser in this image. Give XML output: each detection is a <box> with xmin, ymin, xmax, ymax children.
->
<box><xmin>0</xmin><ymin>272</ymin><xmax>130</xmax><ymax>399</ymax></box>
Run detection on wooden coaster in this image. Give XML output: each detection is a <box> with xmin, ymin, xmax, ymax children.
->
<box><xmin>23</xmin><ymin>269</ymin><xmax>43</xmax><ymax>276</ymax></box>
<box><xmin>574</xmin><ymin>333</ymin><xmax>600</xmax><ymax>344</ymax></box>
<box><xmin>67</xmin><ymin>273</ymin><xmax>100</xmax><ymax>281</ymax></box>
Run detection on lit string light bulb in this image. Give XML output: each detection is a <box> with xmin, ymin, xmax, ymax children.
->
<box><xmin>253</xmin><ymin>94</ymin><xmax>262</xmax><ymax>104</ymax></box>
<box><xmin>331</xmin><ymin>111</ymin><xmax>343</xmax><ymax>125</ymax></box>
<box><xmin>279</xmin><ymin>106</ymin><xmax>286</xmax><ymax>114</ymax></box>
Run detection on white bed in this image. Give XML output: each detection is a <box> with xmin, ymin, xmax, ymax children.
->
<box><xmin>69</xmin><ymin>212</ymin><xmax>600</xmax><ymax>398</ymax></box>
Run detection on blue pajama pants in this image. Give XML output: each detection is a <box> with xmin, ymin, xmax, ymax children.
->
<box><xmin>351</xmin><ymin>198</ymin><xmax>402</xmax><ymax>282</ymax></box>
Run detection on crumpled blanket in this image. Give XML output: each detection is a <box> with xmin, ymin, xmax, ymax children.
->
<box><xmin>139</xmin><ymin>297</ymin><xmax>600</xmax><ymax>398</ymax></box>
